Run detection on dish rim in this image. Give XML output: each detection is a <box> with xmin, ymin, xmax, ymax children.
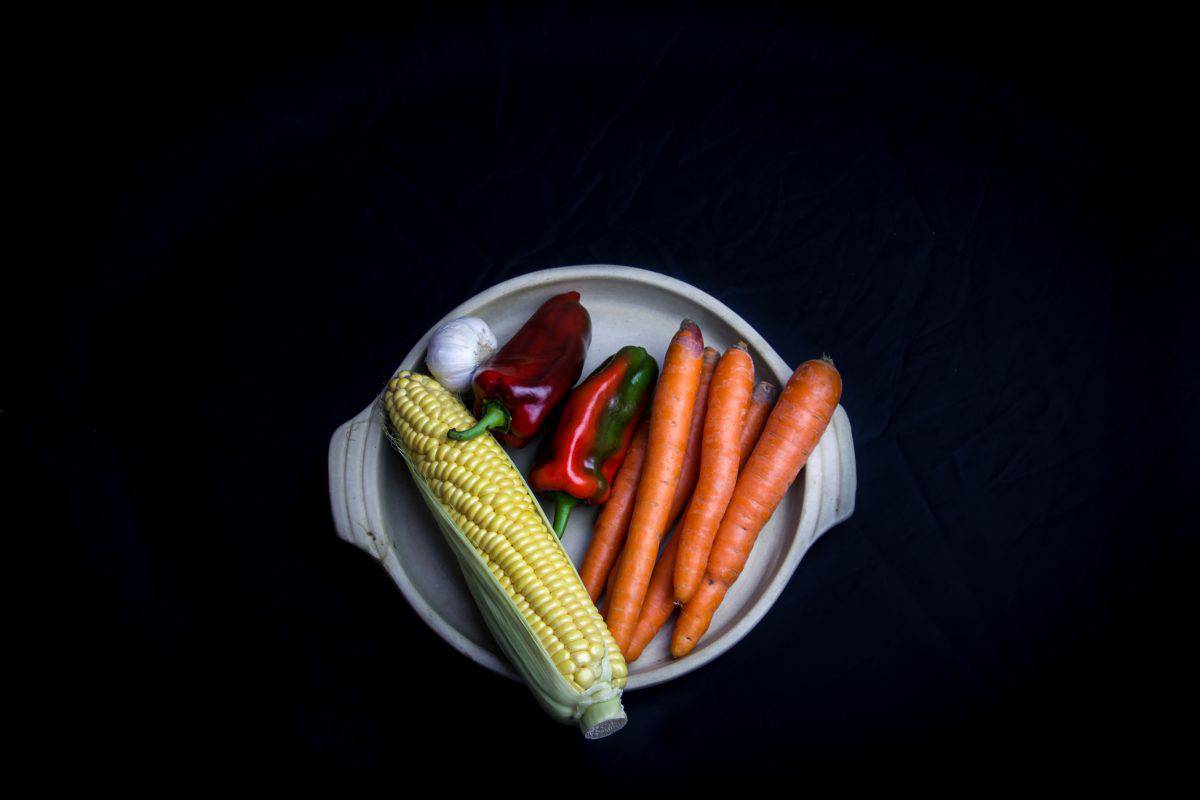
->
<box><xmin>332</xmin><ymin>264</ymin><xmax>855</xmax><ymax>690</ymax></box>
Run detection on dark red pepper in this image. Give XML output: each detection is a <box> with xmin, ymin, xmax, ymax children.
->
<box><xmin>447</xmin><ymin>290</ymin><xmax>591</xmax><ymax>448</ymax></box>
<box><xmin>529</xmin><ymin>345</ymin><xmax>658</xmax><ymax>536</ymax></box>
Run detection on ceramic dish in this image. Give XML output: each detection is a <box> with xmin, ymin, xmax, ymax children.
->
<box><xmin>328</xmin><ymin>265</ymin><xmax>856</xmax><ymax>689</ymax></box>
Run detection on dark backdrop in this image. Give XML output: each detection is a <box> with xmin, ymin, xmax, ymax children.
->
<box><xmin>26</xmin><ymin>4</ymin><xmax>1195</xmax><ymax>787</ymax></box>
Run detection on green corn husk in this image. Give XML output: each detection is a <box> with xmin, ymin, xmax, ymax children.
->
<box><xmin>382</xmin><ymin>401</ymin><xmax>627</xmax><ymax>739</ymax></box>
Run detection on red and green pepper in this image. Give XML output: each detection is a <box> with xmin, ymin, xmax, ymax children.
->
<box><xmin>529</xmin><ymin>345</ymin><xmax>659</xmax><ymax>536</ymax></box>
<box><xmin>448</xmin><ymin>291</ymin><xmax>591</xmax><ymax>448</ymax></box>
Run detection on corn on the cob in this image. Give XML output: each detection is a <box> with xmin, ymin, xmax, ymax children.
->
<box><xmin>382</xmin><ymin>370</ymin><xmax>627</xmax><ymax>737</ymax></box>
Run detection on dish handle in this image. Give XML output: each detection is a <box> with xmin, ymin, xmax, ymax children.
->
<box><xmin>811</xmin><ymin>404</ymin><xmax>858</xmax><ymax>542</ymax></box>
<box><xmin>329</xmin><ymin>401</ymin><xmax>390</xmax><ymax>563</ymax></box>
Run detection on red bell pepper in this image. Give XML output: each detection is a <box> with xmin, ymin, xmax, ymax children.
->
<box><xmin>448</xmin><ymin>290</ymin><xmax>590</xmax><ymax>448</ymax></box>
<box><xmin>529</xmin><ymin>345</ymin><xmax>659</xmax><ymax>536</ymax></box>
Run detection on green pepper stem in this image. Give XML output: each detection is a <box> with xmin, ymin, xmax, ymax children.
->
<box><xmin>447</xmin><ymin>401</ymin><xmax>510</xmax><ymax>441</ymax></box>
<box><xmin>550</xmin><ymin>492</ymin><xmax>581</xmax><ymax>538</ymax></box>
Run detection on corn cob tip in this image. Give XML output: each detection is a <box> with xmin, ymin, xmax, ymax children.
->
<box><xmin>579</xmin><ymin>697</ymin><xmax>627</xmax><ymax>739</ymax></box>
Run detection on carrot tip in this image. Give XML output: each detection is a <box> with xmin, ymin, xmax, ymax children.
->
<box><xmin>821</xmin><ymin>353</ymin><xmax>835</xmax><ymax>367</ymax></box>
<box><xmin>733</xmin><ymin>341</ymin><xmax>748</xmax><ymax>351</ymax></box>
<box><xmin>675</xmin><ymin>320</ymin><xmax>705</xmax><ymax>351</ymax></box>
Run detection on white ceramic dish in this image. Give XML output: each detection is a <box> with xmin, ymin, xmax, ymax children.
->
<box><xmin>328</xmin><ymin>265</ymin><xmax>856</xmax><ymax>689</ymax></box>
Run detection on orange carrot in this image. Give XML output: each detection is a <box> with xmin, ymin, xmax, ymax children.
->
<box><xmin>665</xmin><ymin>347</ymin><xmax>719</xmax><ymax>526</ymax></box>
<box><xmin>579</xmin><ymin>420</ymin><xmax>650</xmax><ymax>601</ymax></box>
<box><xmin>737</xmin><ymin>381</ymin><xmax>778</xmax><ymax>469</ymax></box>
<box><xmin>616</xmin><ymin>348</ymin><xmax>715</xmax><ymax>626</ymax></box>
<box><xmin>606</xmin><ymin>320</ymin><xmax>705</xmax><ymax>651</ymax></box>
<box><xmin>605</xmin><ymin>546</ymin><xmax>622</xmax><ymax>601</ymax></box>
<box><xmin>596</xmin><ymin>546</ymin><xmax>620</xmax><ymax>614</ymax></box>
<box><xmin>671</xmin><ymin>357</ymin><xmax>841</xmax><ymax>658</ymax></box>
<box><xmin>674</xmin><ymin>343</ymin><xmax>755</xmax><ymax>603</ymax></box>
<box><xmin>626</xmin><ymin>525</ymin><xmax>682</xmax><ymax>661</ymax></box>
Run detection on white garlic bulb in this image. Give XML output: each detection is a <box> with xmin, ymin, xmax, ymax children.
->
<box><xmin>424</xmin><ymin>316</ymin><xmax>498</xmax><ymax>393</ymax></box>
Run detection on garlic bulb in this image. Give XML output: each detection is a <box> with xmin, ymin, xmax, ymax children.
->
<box><xmin>425</xmin><ymin>316</ymin><xmax>498</xmax><ymax>393</ymax></box>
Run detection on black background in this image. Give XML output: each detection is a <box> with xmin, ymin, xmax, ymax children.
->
<box><xmin>25</xmin><ymin>3</ymin><xmax>1195</xmax><ymax>787</ymax></box>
